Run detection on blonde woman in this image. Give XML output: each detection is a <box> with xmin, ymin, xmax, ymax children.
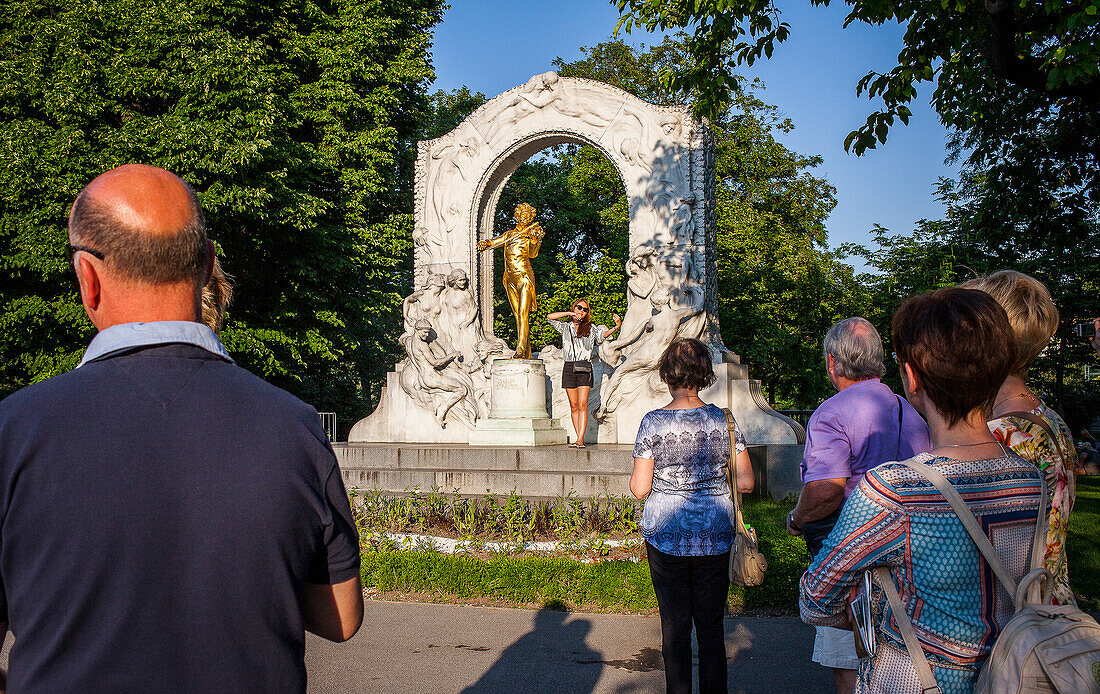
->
<box><xmin>961</xmin><ymin>270</ymin><xmax>1077</xmax><ymax>605</ymax></box>
<box><xmin>201</xmin><ymin>256</ymin><xmax>233</xmax><ymax>334</ymax></box>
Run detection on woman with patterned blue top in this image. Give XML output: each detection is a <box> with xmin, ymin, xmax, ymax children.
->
<box><xmin>630</xmin><ymin>338</ymin><xmax>753</xmax><ymax>694</ymax></box>
<box><xmin>547</xmin><ymin>299</ymin><xmax>621</xmax><ymax>447</ymax></box>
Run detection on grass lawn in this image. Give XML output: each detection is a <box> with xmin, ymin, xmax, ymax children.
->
<box><xmin>1067</xmin><ymin>474</ymin><xmax>1100</xmax><ymax>610</ymax></box>
<box><xmin>359</xmin><ymin>476</ymin><xmax>1100</xmax><ymax>614</ymax></box>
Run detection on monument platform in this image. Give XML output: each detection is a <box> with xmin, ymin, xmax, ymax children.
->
<box><xmin>333</xmin><ymin>442</ymin><xmax>803</xmax><ymax>500</ymax></box>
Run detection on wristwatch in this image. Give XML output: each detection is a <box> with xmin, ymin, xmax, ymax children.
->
<box><xmin>787</xmin><ymin>510</ymin><xmax>803</xmax><ymax>532</ymax></box>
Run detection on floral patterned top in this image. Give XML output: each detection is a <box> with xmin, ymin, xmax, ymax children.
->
<box><xmin>632</xmin><ymin>404</ymin><xmax>746</xmax><ymax>556</ymax></box>
<box><xmin>988</xmin><ymin>402</ymin><xmax>1077</xmax><ymax>605</ymax></box>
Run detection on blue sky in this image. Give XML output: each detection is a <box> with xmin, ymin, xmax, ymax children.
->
<box><xmin>429</xmin><ymin>1</ymin><xmax>959</xmax><ymax>267</ymax></box>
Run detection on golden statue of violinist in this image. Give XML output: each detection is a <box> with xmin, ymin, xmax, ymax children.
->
<box><xmin>476</xmin><ymin>203</ymin><xmax>544</xmax><ymax>359</ymax></box>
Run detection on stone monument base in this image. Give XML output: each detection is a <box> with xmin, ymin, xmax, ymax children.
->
<box><xmin>347</xmin><ymin>369</ymin><xmax>472</xmax><ymax>444</ymax></box>
<box><xmin>468</xmin><ymin>358</ymin><xmax>566</xmax><ymax>446</ymax></box>
<box><xmin>333</xmin><ymin>442</ymin><xmax>801</xmax><ymax>501</ymax></box>
<box><xmin>467</xmin><ymin>417</ymin><xmax>569</xmax><ymax>447</ymax></box>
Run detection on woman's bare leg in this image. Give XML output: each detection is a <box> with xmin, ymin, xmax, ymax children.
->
<box><xmin>565</xmin><ymin>387</ymin><xmax>583</xmax><ymax>444</ymax></box>
<box><xmin>575</xmin><ymin>385</ymin><xmax>591</xmax><ymax>445</ymax></box>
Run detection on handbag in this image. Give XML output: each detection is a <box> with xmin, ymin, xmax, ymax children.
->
<box><xmin>722</xmin><ymin>408</ymin><xmax>767</xmax><ymax>586</ymax></box>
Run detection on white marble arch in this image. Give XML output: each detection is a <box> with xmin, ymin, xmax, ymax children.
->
<box><xmin>350</xmin><ymin>72</ymin><xmax>803</xmax><ymax>447</ymax></box>
<box><xmin>413</xmin><ymin>71</ymin><xmax>725</xmax><ymax>353</ymax></box>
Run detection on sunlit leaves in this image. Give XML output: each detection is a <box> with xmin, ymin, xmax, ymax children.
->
<box><xmin>0</xmin><ymin>0</ymin><xmax>444</xmax><ymax>432</ymax></box>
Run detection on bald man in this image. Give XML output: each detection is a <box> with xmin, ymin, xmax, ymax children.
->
<box><xmin>0</xmin><ymin>164</ymin><xmax>362</xmax><ymax>693</ymax></box>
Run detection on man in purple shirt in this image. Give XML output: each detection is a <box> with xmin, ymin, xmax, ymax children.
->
<box><xmin>785</xmin><ymin>317</ymin><xmax>931</xmax><ymax>694</ymax></box>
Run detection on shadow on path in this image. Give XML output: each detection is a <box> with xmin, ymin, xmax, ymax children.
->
<box><xmin>605</xmin><ymin>616</ymin><xmax>833</xmax><ymax>694</ymax></box>
<box><xmin>460</xmin><ymin>609</ymin><xmax>602</xmax><ymax>694</ymax></box>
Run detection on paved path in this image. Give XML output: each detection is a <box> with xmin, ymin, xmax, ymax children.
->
<box><xmin>1</xmin><ymin>600</ymin><xmax>834</xmax><ymax>693</ymax></box>
<box><xmin>305</xmin><ymin>600</ymin><xmax>833</xmax><ymax>693</ymax></box>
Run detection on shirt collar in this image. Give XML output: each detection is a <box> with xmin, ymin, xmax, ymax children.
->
<box><xmin>852</xmin><ymin>377</ymin><xmax>881</xmax><ymax>387</ymax></box>
<box><xmin>78</xmin><ymin>321</ymin><xmax>234</xmax><ymax>367</ymax></box>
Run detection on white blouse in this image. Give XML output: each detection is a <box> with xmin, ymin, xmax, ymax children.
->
<box><xmin>548</xmin><ymin>319</ymin><xmax>609</xmax><ymax>362</ymax></box>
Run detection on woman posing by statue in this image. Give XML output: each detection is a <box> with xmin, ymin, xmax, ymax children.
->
<box><xmin>546</xmin><ymin>299</ymin><xmax>621</xmax><ymax>447</ymax></box>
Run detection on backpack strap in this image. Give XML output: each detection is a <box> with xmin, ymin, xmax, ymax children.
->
<box><xmin>873</xmin><ymin>567</ymin><xmax>943</xmax><ymax>694</ymax></box>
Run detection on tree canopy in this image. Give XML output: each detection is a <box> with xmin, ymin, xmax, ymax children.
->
<box><xmin>0</xmin><ymin>0</ymin><xmax>444</xmax><ymax>431</ymax></box>
<box><xmin>614</xmin><ymin>1</ymin><xmax>1100</xmax><ymax>167</ymax></box>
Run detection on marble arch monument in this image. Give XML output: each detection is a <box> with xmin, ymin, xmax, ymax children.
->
<box><xmin>349</xmin><ymin>72</ymin><xmax>802</xmax><ymax>448</ymax></box>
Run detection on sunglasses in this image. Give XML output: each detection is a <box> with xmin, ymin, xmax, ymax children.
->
<box><xmin>573</xmin><ymin>305</ymin><xmax>589</xmax><ymax>313</ymax></box>
<box><xmin>68</xmin><ymin>244</ymin><xmax>105</xmax><ymax>261</ymax></box>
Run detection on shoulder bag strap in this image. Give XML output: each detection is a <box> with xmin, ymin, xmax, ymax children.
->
<box><xmin>722</xmin><ymin>408</ymin><xmax>748</xmax><ymax>533</ymax></box>
<box><xmin>998</xmin><ymin>410</ymin><xmax>1068</xmax><ymax>470</ymax></box>
<box><xmin>873</xmin><ymin>566</ymin><xmax>943</xmax><ymax>694</ymax></box>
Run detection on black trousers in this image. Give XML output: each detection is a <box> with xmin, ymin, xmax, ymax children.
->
<box><xmin>646</xmin><ymin>542</ymin><xmax>730</xmax><ymax>694</ymax></box>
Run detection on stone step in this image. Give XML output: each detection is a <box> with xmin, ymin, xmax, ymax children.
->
<box><xmin>335</xmin><ymin>443</ymin><xmax>635</xmax><ymax>474</ymax></box>
<box><xmin>339</xmin><ymin>466</ymin><xmax>630</xmax><ymax>500</ymax></box>
<box><xmin>333</xmin><ymin>442</ymin><xmax>804</xmax><ymax>501</ymax></box>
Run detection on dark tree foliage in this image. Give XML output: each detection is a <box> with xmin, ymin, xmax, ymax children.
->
<box><xmin>0</xmin><ymin>0</ymin><xmax>444</xmax><ymax>433</ymax></box>
<box><xmin>844</xmin><ymin>178</ymin><xmax>1100</xmax><ymax>429</ymax></box>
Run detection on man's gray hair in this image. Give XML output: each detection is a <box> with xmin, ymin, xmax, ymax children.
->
<box><xmin>822</xmin><ymin>317</ymin><xmax>885</xmax><ymax>380</ymax></box>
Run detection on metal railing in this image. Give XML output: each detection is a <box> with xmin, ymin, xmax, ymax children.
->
<box><xmin>776</xmin><ymin>409</ymin><xmax>815</xmax><ymax>429</ymax></box>
<box><xmin>318</xmin><ymin>412</ymin><xmax>337</xmax><ymax>442</ymax></box>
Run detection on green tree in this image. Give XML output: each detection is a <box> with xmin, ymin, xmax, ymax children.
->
<box><xmin>0</xmin><ymin>0</ymin><xmax>444</xmax><ymax>433</ymax></box>
<box><xmin>613</xmin><ymin>2</ymin><xmax>1100</xmax><ymax>414</ymax></box>
<box><xmin>614</xmin><ymin>1</ymin><xmax>1100</xmax><ymax>163</ymax></box>
<box><xmin>714</xmin><ymin>78</ymin><xmax>868</xmax><ymax>406</ymax></box>
<box><xmin>845</xmin><ymin>178</ymin><xmax>1100</xmax><ymax>425</ymax></box>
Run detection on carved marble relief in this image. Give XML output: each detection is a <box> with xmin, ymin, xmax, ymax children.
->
<box><xmin>596</xmin><ymin>245</ymin><xmax>707</xmax><ymax>422</ymax></box>
<box><xmin>396</xmin><ymin>269</ymin><xmax>503</xmax><ymax>426</ymax></box>
<box><xmin>369</xmin><ymin>72</ymin><xmax>727</xmax><ymax>441</ymax></box>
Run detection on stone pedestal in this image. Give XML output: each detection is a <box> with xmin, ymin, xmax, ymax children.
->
<box><xmin>468</xmin><ymin>359</ymin><xmax>567</xmax><ymax>446</ymax></box>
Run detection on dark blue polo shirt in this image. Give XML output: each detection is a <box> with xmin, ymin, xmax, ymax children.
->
<box><xmin>0</xmin><ymin>331</ymin><xmax>359</xmax><ymax>693</ymax></box>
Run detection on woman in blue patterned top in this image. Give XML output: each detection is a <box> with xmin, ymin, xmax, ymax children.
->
<box><xmin>630</xmin><ymin>337</ymin><xmax>753</xmax><ymax>694</ymax></box>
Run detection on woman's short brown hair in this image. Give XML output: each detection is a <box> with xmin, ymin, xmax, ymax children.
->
<box><xmin>958</xmin><ymin>270</ymin><xmax>1058</xmax><ymax>376</ymax></box>
<box><xmin>658</xmin><ymin>338</ymin><xmax>716</xmax><ymax>392</ymax></box>
<box><xmin>892</xmin><ymin>288</ymin><xmax>1017</xmax><ymax>426</ymax></box>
